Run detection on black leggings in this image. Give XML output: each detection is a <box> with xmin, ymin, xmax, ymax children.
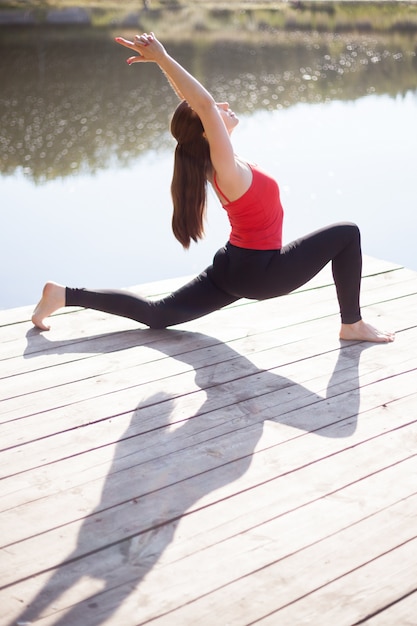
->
<box><xmin>66</xmin><ymin>222</ymin><xmax>362</xmax><ymax>329</ymax></box>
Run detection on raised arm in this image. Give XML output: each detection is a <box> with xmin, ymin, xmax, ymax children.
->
<box><xmin>115</xmin><ymin>33</ymin><xmax>250</xmax><ymax>197</ymax></box>
<box><xmin>160</xmin><ymin>68</ymin><xmax>185</xmax><ymax>101</ymax></box>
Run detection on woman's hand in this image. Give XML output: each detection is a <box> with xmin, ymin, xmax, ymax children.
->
<box><xmin>115</xmin><ymin>32</ymin><xmax>166</xmax><ymax>65</ymax></box>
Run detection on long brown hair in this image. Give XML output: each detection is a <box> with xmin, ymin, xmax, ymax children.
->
<box><xmin>170</xmin><ymin>100</ymin><xmax>211</xmax><ymax>249</ymax></box>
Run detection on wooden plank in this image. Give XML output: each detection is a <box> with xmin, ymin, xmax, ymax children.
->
<box><xmin>0</xmin><ymin>313</ymin><xmax>365</xmax><ymax>421</ymax></box>
<box><xmin>255</xmin><ymin>537</ymin><xmax>417</xmax><ymax>626</ymax></box>
<box><xmin>1</xmin><ymin>315</ymin><xmax>415</xmax><ymax>488</ymax></box>
<box><xmin>2</xmin><ymin>323</ymin><xmax>415</xmax><ymax>486</ymax></box>
<box><xmin>357</xmin><ymin>590</ymin><xmax>417</xmax><ymax>626</ymax></box>
<box><xmin>3</xmin><ymin>308</ymin><xmax>414</xmax><ymax>436</ymax></box>
<box><xmin>1</xmin><ymin>385</ymin><xmax>416</xmax><ymax>588</ymax></box>
<box><xmin>135</xmin><ymin>498</ymin><xmax>417</xmax><ymax>626</ymax></box>
<box><xmin>4</xmin><ymin>433</ymin><xmax>416</xmax><ymax>625</ymax></box>
<box><xmin>1</xmin><ymin>398</ymin><xmax>409</xmax><ymax>620</ymax></box>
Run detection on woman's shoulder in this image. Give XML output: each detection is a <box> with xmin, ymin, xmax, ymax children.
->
<box><xmin>212</xmin><ymin>158</ymin><xmax>253</xmax><ymax>205</ymax></box>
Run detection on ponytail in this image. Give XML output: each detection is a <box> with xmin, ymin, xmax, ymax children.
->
<box><xmin>170</xmin><ymin>101</ymin><xmax>211</xmax><ymax>249</ymax></box>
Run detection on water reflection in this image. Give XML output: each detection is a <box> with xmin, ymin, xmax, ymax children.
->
<box><xmin>1</xmin><ymin>30</ymin><xmax>416</xmax><ymax>181</ymax></box>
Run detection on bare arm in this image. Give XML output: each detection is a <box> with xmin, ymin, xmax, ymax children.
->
<box><xmin>115</xmin><ymin>33</ymin><xmax>250</xmax><ymax>197</ymax></box>
<box><xmin>116</xmin><ymin>33</ymin><xmax>216</xmax><ymax>118</ymax></box>
<box><xmin>161</xmin><ymin>68</ymin><xmax>184</xmax><ymax>100</ymax></box>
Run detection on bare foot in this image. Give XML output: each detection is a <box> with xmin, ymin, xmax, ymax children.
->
<box><xmin>31</xmin><ymin>282</ymin><xmax>66</xmax><ymax>330</ymax></box>
<box><xmin>340</xmin><ymin>319</ymin><xmax>395</xmax><ymax>343</ymax></box>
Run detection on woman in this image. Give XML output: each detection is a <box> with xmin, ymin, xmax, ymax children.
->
<box><xmin>32</xmin><ymin>33</ymin><xmax>394</xmax><ymax>343</ymax></box>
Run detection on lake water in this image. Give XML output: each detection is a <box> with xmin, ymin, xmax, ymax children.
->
<box><xmin>1</xmin><ymin>29</ymin><xmax>416</xmax><ymax>309</ymax></box>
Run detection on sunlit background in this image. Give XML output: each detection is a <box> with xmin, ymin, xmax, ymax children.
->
<box><xmin>1</xmin><ymin>13</ymin><xmax>416</xmax><ymax>309</ymax></box>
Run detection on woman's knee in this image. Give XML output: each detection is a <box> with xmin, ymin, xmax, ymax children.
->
<box><xmin>343</xmin><ymin>221</ymin><xmax>360</xmax><ymax>239</ymax></box>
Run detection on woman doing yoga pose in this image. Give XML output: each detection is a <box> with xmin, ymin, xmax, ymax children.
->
<box><xmin>32</xmin><ymin>33</ymin><xmax>394</xmax><ymax>343</ymax></box>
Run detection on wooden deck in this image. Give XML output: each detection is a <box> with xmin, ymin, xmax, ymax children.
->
<box><xmin>1</xmin><ymin>256</ymin><xmax>417</xmax><ymax>626</ymax></box>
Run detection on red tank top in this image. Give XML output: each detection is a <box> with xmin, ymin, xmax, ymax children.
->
<box><xmin>213</xmin><ymin>163</ymin><xmax>283</xmax><ymax>250</ymax></box>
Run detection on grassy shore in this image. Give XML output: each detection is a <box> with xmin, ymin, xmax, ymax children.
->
<box><xmin>1</xmin><ymin>1</ymin><xmax>417</xmax><ymax>35</ymax></box>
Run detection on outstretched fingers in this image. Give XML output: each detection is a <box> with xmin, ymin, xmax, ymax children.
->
<box><xmin>115</xmin><ymin>33</ymin><xmax>159</xmax><ymax>65</ymax></box>
<box><xmin>114</xmin><ymin>36</ymin><xmax>135</xmax><ymax>49</ymax></box>
<box><xmin>115</xmin><ymin>36</ymin><xmax>143</xmax><ymax>65</ymax></box>
<box><xmin>115</xmin><ymin>34</ymin><xmax>153</xmax><ymax>48</ymax></box>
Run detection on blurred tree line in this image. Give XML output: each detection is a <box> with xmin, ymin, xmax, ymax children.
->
<box><xmin>0</xmin><ymin>29</ymin><xmax>416</xmax><ymax>181</ymax></box>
